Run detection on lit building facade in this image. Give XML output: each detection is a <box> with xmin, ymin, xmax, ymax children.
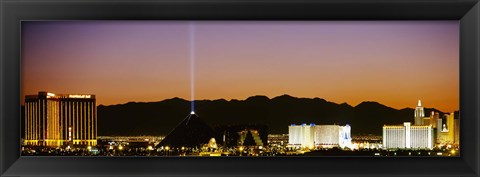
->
<box><xmin>414</xmin><ymin>100</ymin><xmax>427</xmax><ymax>125</ymax></box>
<box><xmin>314</xmin><ymin>125</ymin><xmax>352</xmax><ymax>148</ymax></box>
<box><xmin>267</xmin><ymin>134</ymin><xmax>289</xmax><ymax>146</ymax></box>
<box><xmin>410</xmin><ymin>100</ymin><xmax>459</xmax><ymax>146</ymax></box>
<box><xmin>436</xmin><ymin>113</ymin><xmax>456</xmax><ymax>144</ymax></box>
<box><xmin>288</xmin><ymin>123</ymin><xmax>352</xmax><ymax>149</ymax></box>
<box><xmin>454</xmin><ymin>118</ymin><xmax>460</xmax><ymax>144</ymax></box>
<box><xmin>383</xmin><ymin>122</ymin><xmax>433</xmax><ymax>149</ymax></box>
<box><xmin>382</xmin><ymin>100</ymin><xmax>445</xmax><ymax>150</ymax></box>
<box><xmin>24</xmin><ymin>91</ymin><xmax>97</xmax><ymax>147</ymax></box>
<box><xmin>382</xmin><ymin>125</ymin><xmax>405</xmax><ymax>149</ymax></box>
<box><xmin>288</xmin><ymin>123</ymin><xmax>315</xmax><ymax>148</ymax></box>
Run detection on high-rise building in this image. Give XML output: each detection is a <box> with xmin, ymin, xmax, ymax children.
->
<box><xmin>414</xmin><ymin>100</ymin><xmax>427</xmax><ymax>125</ymax></box>
<box><xmin>383</xmin><ymin>100</ymin><xmax>443</xmax><ymax>149</ymax></box>
<box><xmin>430</xmin><ymin>111</ymin><xmax>440</xmax><ymax>128</ymax></box>
<box><xmin>436</xmin><ymin>113</ymin><xmax>456</xmax><ymax>144</ymax></box>
<box><xmin>383</xmin><ymin>122</ymin><xmax>434</xmax><ymax>149</ymax></box>
<box><xmin>314</xmin><ymin>125</ymin><xmax>352</xmax><ymax>148</ymax></box>
<box><xmin>382</xmin><ymin>125</ymin><xmax>405</xmax><ymax>149</ymax></box>
<box><xmin>288</xmin><ymin>124</ymin><xmax>352</xmax><ymax>149</ymax></box>
<box><xmin>288</xmin><ymin>123</ymin><xmax>315</xmax><ymax>148</ymax></box>
<box><xmin>24</xmin><ymin>91</ymin><xmax>97</xmax><ymax>147</ymax></box>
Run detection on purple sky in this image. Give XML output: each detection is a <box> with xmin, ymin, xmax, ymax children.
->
<box><xmin>22</xmin><ymin>21</ymin><xmax>459</xmax><ymax>112</ymax></box>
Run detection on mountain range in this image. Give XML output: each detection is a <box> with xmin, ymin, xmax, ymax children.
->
<box><xmin>96</xmin><ymin>95</ymin><xmax>451</xmax><ymax>136</ymax></box>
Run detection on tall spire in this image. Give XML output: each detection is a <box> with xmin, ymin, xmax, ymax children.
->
<box><xmin>414</xmin><ymin>100</ymin><xmax>425</xmax><ymax>125</ymax></box>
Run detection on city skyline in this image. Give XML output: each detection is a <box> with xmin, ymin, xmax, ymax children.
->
<box><xmin>22</xmin><ymin>21</ymin><xmax>459</xmax><ymax>112</ymax></box>
<box><xmin>22</xmin><ymin>90</ymin><xmax>459</xmax><ymax>156</ymax></box>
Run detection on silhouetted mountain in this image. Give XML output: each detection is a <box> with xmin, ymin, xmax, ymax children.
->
<box><xmin>95</xmin><ymin>95</ymin><xmax>451</xmax><ymax>136</ymax></box>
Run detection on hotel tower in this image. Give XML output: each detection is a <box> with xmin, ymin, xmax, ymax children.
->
<box><xmin>24</xmin><ymin>91</ymin><xmax>97</xmax><ymax>147</ymax></box>
<box><xmin>383</xmin><ymin>100</ymin><xmax>434</xmax><ymax>149</ymax></box>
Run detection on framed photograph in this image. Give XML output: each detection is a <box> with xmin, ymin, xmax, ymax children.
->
<box><xmin>1</xmin><ymin>0</ymin><xmax>479</xmax><ymax>176</ymax></box>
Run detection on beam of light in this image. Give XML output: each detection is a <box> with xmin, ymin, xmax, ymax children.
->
<box><xmin>189</xmin><ymin>22</ymin><xmax>195</xmax><ymax>113</ymax></box>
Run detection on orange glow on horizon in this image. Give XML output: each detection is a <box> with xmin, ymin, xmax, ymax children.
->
<box><xmin>21</xmin><ymin>21</ymin><xmax>459</xmax><ymax>113</ymax></box>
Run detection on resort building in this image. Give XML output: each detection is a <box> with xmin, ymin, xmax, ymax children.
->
<box><xmin>414</xmin><ymin>100</ymin><xmax>429</xmax><ymax>126</ymax></box>
<box><xmin>436</xmin><ymin>113</ymin><xmax>456</xmax><ymax>145</ymax></box>
<box><xmin>288</xmin><ymin>123</ymin><xmax>352</xmax><ymax>149</ymax></box>
<box><xmin>382</xmin><ymin>100</ymin><xmax>459</xmax><ymax>149</ymax></box>
<box><xmin>24</xmin><ymin>91</ymin><xmax>97</xmax><ymax>147</ymax></box>
<box><xmin>383</xmin><ymin>122</ymin><xmax>434</xmax><ymax>149</ymax></box>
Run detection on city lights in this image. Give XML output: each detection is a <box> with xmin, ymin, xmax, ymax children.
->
<box><xmin>383</xmin><ymin>101</ymin><xmax>457</xmax><ymax>150</ymax></box>
<box><xmin>22</xmin><ymin>92</ymin><xmax>458</xmax><ymax>157</ymax></box>
<box><xmin>68</xmin><ymin>95</ymin><xmax>91</xmax><ymax>98</ymax></box>
<box><xmin>21</xmin><ymin>21</ymin><xmax>459</xmax><ymax>158</ymax></box>
<box><xmin>46</xmin><ymin>93</ymin><xmax>55</xmax><ymax>98</ymax></box>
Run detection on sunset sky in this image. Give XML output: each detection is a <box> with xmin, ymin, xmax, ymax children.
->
<box><xmin>22</xmin><ymin>21</ymin><xmax>459</xmax><ymax>112</ymax></box>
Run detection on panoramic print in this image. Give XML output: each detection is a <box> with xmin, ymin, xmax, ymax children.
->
<box><xmin>21</xmin><ymin>21</ymin><xmax>459</xmax><ymax>156</ymax></box>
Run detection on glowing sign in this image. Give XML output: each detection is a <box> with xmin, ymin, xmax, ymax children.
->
<box><xmin>69</xmin><ymin>95</ymin><xmax>91</xmax><ymax>98</ymax></box>
<box><xmin>46</xmin><ymin>93</ymin><xmax>56</xmax><ymax>98</ymax></box>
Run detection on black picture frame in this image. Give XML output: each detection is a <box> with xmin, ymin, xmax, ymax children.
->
<box><xmin>1</xmin><ymin>0</ymin><xmax>479</xmax><ymax>176</ymax></box>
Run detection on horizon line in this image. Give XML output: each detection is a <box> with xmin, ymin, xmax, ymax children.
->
<box><xmin>94</xmin><ymin>94</ymin><xmax>457</xmax><ymax>113</ymax></box>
